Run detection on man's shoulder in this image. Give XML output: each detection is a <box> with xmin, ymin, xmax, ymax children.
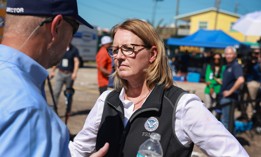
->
<box><xmin>0</xmin><ymin>74</ymin><xmax>44</xmax><ymax>113</ymax></box>
<box><xmin>97</xmin><ymin>46</ymin><xmax>108</xmax><ymax>54</ymax></box>
<box><xmin>66</xmin><ymin>46</ymin><xmax>79</xmax><ymax>56</ymax></box>
<box><xmin>0</xmin><ymin>90</ymin><xmax>43</xmax><ymax>114</ymax></box>
<box><xmin>163</xmin><ymin>85</ymin><xmax>186</xmax><ymax>102</ymax></box>
<box><xmin>231</xmin><ymin>60</ymin><xmax>242</xmax><ymax>68</ymax></box>
<box><xmin>96</xmin><ymin>47</ymin><xmax>110</xmax><ymax>61</ymax></box>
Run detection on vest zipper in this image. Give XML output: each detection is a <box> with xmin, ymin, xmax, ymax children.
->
<box><xmin>129</xmin><ymin>108</ymin><xmax>159</xmax><ymax>122</ymax></box>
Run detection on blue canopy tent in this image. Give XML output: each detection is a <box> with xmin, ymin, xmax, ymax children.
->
<box><xmin>167</xmin><ymin>29</ymin><xmax>243</xmax><ymax>48</ymax></box>
<box><xmin>167</xmin><ymin>30</ymin><xmax>248</xmax><ymax>82</ymax></box>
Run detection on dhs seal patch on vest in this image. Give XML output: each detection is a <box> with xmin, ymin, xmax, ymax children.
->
<box><xmin>144</xmin><ymin>117</ymin><xmax>159</xmax><ymax>132</ymax></box>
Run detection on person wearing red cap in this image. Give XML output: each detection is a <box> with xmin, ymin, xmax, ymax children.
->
<box><xmin>0</xmin><ymin>0</ymin><xmax>108</xmax><ymax>156</ymax></box>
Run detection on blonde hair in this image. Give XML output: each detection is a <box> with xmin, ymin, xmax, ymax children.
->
<box><xmin>111</xmin><ymin>19</ymin><xmax>173</xmax><ymax>91</ymax></box>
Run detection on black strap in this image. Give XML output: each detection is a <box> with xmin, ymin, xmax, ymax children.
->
<box><xmin>47</xmin><ymin>77</ymin><xmax>58</xmax><ymax>114</ymax></box>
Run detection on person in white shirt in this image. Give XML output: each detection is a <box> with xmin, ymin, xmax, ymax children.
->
<box><xmin>69</xmin><ymin>19</ymin><xmax>248</xmax><ymax>157</ymax></box>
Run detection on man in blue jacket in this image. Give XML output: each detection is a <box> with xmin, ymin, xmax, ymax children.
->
<box><xmin>220</xmin><ymin>46</ymin><xmax>245</xmax><ymax>132</ymax></box>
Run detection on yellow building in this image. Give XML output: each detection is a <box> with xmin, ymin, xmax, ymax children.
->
<box><xmin>175</xmin><ymin>7</ymin><xmax>259</xmax><ymax>44</ymax></box>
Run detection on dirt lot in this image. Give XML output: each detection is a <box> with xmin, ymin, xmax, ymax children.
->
<box><xmin>45</xmin><ymin>63</ymin><xmax>261</xmax><ymax>157</ymax></box>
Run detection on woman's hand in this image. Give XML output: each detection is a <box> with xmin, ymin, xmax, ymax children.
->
<box><xmin>90</xmin><ymin>143</ymin><xmax>109</xmax><ymax>157</ymax></box>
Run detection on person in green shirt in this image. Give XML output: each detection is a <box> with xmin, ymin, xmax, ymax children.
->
<box><xmin>204</xmin><ymin>53</ymin><xmax>226</xmax><ymax>109</ymax></box>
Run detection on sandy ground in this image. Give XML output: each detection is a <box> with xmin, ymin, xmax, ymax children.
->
<box><xmin>45</xmin><ymin>63</ymin><xmax>261</xmax><ymax>157</ymax></box>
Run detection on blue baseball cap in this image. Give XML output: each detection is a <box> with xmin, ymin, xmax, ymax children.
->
<box><xmin>6</xmin><ymin>0</ymin><xmax>93</xmax><ymax>29</ymax></box>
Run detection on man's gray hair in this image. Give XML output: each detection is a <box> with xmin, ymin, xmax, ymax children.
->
<box><xmin>225</xmin><ymin>46</ymin><xmax>237</xmax><ymax>54</ymax></box>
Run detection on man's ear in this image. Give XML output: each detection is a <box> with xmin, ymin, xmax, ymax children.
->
<box><xmin>50</xmin><ymin>14</ymin><xmax>63</xmax><ymax>38</ymax></box>
<box><xmin>149</xmin><ymin>46</ymin><xmax>158</xmax><ymax>63</ymax></box>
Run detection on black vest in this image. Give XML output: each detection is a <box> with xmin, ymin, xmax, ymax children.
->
<box><xmin>96</xmin><ymin>85</ymin><xmax>194</xmax><ymax>157</ymax></box>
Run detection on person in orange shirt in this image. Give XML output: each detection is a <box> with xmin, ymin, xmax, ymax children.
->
<box><xmin>96</xmin><ymin>36</ymin><xmax>113</xmax><ymax>94</ymax></box>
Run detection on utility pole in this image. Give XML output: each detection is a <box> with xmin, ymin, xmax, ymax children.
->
<box><xmin>174</xmin><ymin>0</ymin><xmax>180</xmax><ymax>35</ymax></box>
<box><xmin>152</xmin><ymin>0</ymin><xmax>163</xmax><ymax>27</ymax></box>
<box><xmin>214</xmin><ymin>0</ymin><xmax>221</xmax><ymax>30</ymax></box>
<box><xmin>234</xmin><ymin>1</ymin><xmax>239</xmax><ymax>14</ymax></box>
<box><xmin>0</xmin><ymin>0</ymin><xmax>6</xmax><ymax>7</ymax></box>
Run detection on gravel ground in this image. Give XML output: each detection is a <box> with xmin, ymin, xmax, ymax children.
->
<box><xmin>45</xmin><ymin>63</ymin><xmax>261</xmax><ymax>157</ymax></box>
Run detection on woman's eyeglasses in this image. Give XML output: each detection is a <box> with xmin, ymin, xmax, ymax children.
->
<box><xmin>107</xmin><ymin>44</ymin><xmax>150</xmax><ymax>57</ymax></box>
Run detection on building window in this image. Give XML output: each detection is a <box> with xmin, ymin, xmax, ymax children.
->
<box><xmin>230</xmin><ymin>22</ymin><xmax>237</xmax><ymax>32</ymax></box>
<box><xmin>198</xmin><ymin>21</ymin><xmax>208</xmax><ymax>29</ymax></box>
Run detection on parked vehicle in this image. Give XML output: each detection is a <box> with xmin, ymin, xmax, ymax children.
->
<box><xmin>71</xmin><ymin>25</ymin><xmax>98</xmax><ymax>66</ymax></box>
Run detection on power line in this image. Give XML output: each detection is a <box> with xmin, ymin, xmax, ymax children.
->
<box><xmin>100</xmin><ymin>0</ymin><xmax>152</xmax><ymax>14</ymax></box>
<box><xmin>80</xmin><ymin>0</ymin><xmax>174</xmax><ymax>28</ymax></box>
<box><xmin>101</xmin><ymin>0</ymin><xmax>175</xmax><ymax>15</ymax></box>
<box><xmin>234</xmin><ymin>1</ymin><xmax>239</xmax><ymax>13</ymax></box>
<box><xmin>78</xmin><ymin>1</ymin><xmax>126</xmax><ymax>20</ymax></box>
<box><xmin>152</xmin><ymin>0</ymin><xmax>164</xmax><ymax>26</ymax></box>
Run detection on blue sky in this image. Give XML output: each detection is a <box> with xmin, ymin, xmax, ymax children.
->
<box><xmin>78</xmin><ymin>0</ymin><xmax>261</xmax><ymax>29</ymax></box>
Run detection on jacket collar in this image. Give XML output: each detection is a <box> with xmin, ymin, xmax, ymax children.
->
<box><xmin>142</xmin><ymin>84</ymin><xmax>164</xmax><ymax>111</ymax></box>
<box><xmin>107</xmin><ymin>84</ymin><xmax>165</xmax><ymax>112</ymax></box>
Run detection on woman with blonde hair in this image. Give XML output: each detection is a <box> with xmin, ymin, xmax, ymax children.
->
<box><xmin>69</xmin><ymin>19</ymin><xmax>248</xmax><ymax>157</ymax></box>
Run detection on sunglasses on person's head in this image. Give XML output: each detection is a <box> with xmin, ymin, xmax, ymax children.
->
<box><xmin>63</xmin><ymin>17</ymin><xmax>79</xmax><ymax>34</ymax></box>
<box><xmin>39</xmin><ymin>16</ymin><xmax>79</xmax><ymax>35</ymax></box>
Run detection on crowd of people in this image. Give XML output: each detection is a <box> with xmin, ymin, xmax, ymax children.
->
<box><xmin>169</xmin><ymin>46</ymin><xmax>261</xmax><ymax>133</ymax></box>
<box><xmin>0</xmin><ymin>0</ymin><xmax>260</xmax><ymax>156</ymax></box>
